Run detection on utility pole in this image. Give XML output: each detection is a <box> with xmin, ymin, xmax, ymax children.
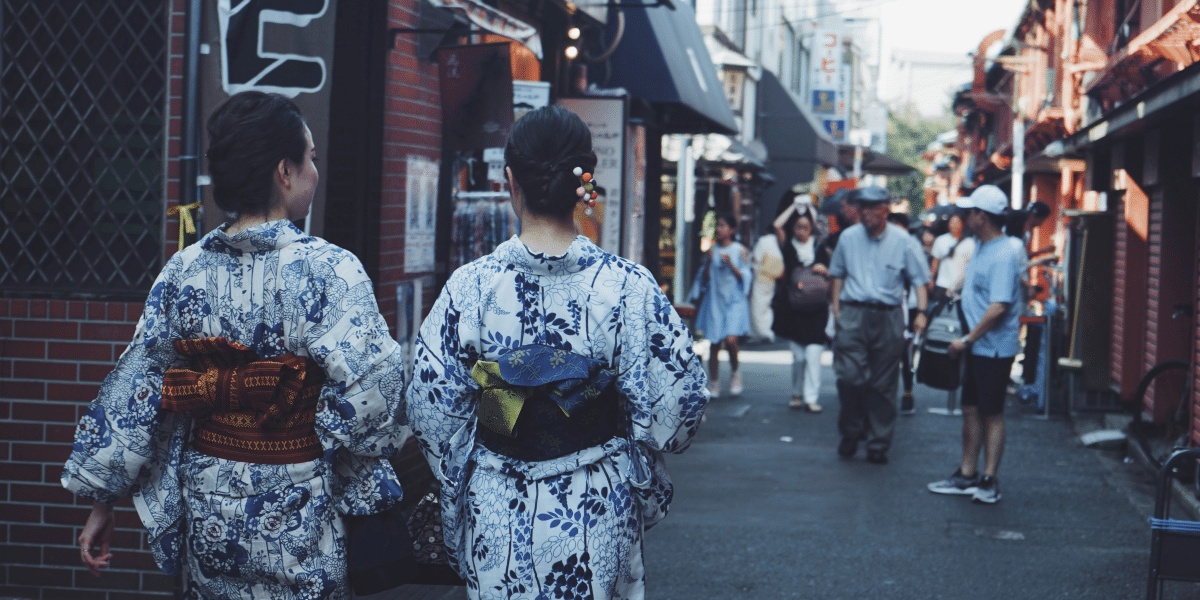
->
<box><xmin>1012</xmin><ymin>97</ymin><xmax>1025</xmax><ymax>209</ymax></box>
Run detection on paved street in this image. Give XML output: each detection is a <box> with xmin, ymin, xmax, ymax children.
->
<box><xmin>364</xmin><ymin>342</ymin><xmax>1193</xmax><ymax>600</ymax></box>
<box><xmin>643</xmin><ymin>342</ymin><xmax>1185</xmax><ymax>599</ymax></box>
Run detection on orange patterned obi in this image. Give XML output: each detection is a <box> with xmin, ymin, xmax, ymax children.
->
<box><xmin>161</xmin><ymin>337</ymin><xmax>324</xmax><ymax>465</ymax></box>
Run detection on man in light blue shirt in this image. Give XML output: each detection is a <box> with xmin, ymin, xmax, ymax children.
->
<box><xmin>927</xmin><ymin>185</ymin><xmax>1023</xmax><ymax>504</ymax></box>
<box><xmin>829</xmin><ymin>186</ymin><xmax>929</xmax><ymax>464</ymax></box>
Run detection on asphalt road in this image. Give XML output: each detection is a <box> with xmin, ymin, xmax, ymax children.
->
<box><xmin>642</xmin><ymin>342</ymin><xmax>1190</xmax><ymax>600</ymax></box>
<box><xmin>363</xmin><ymin>342</ymin><xmax>1195</xmax><ymax>599</ymax></box>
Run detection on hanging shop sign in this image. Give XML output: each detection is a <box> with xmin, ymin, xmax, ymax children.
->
<box><xmin>559</xmin><ymin>97</ymin><xmax>628</xmax><ymax>255</ymax></box>
<box><xmin>437</xmin><ymin>43</ymin><xmax>514</xmax><ymax>152</ymax></box>
<box><xmin>201</xmin><ymin>0</ymin><xmax>338</xmax><ymax>235</ymax></box>
<box><xmin>807</xmin><ymin>26</ymin><xmax>848</xmax><ymax>142</ymax></box>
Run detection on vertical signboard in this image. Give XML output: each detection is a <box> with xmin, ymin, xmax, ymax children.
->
<box><xmin>200</xmin><ymin>0</ymin><xmax>338</xmax><ymax>235</ymax></box>
<box><xmin>623</xmin><ymin>124</ymin><xmax>646</xmax><ymax>264</ymax></box>
<box><xmin>558</xmin><ymin>97</ymin><xmax>627</xmax><ymax>255</ymax></box>
<box><xmin>405</xmin><ymin>155</ymin><xmax>439</xmax><ymax>273</ymax></box>
<box><xmin>809</xmin><ymin>27</ymin><xmax>846</xmax><ymax>141</ymax></box>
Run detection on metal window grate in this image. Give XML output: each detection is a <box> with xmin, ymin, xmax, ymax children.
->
<box><xmin>1</xmin><ymin>0</ymin><xmax>167</xmax><ymax>297</ymax></box>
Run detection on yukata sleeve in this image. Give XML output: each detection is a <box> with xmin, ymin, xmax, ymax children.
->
<box><xmin>300</xmin><ymin>251</ymin><xmax>410</xmax><ymax>460</ymax></box>
<box><xmin>61</xmin><ymin>257</ymin><xmax>184</xmax><ymax>505</ymax></box>
<box><xmin>404</xmin><ymin>270</ymin><xmax>481</xmax><ymax>486</ymax></box>
<box><xmin>614</xmin><ymin>267</ymin><xmax>710</xmax><ymax>525</ymax></box>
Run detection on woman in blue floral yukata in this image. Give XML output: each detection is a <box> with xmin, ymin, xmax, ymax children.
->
<box><xmin>62</xmin><ymin>92</ymin><xmax>410</xmax><ymax>599</ymax></box>
<box><xmin>406</xmin><ymin>105</ymin><xmax>710</xmax><ymax>599</ymax></box>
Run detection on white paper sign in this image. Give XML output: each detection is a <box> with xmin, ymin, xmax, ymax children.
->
<box><xmin>558</xmin><ymin>97</ymin><xmax>626</xmax><ymax>254</ymax></box>
<box><xmin>405</xmin><ymin>155</ymin><xmax>439</xmax><ymax>273</ymax></box>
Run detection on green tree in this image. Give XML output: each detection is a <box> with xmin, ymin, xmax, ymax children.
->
<box><xmin>885</xmin><ymin>104</ymin><xmax>955</xmax><ymax>217</ymax></box>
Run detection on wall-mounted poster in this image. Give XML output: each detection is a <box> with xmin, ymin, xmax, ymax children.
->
<box><xmin>405</xmin><ymin>155</ymin><xmax>439</xmax><ymax>274</ymax></box>
<box><xmin>558</xmin><ymin>97</ymin><xmax>627</xmax><ymax>255</ymax></box>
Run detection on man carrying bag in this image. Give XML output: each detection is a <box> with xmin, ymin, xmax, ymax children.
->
<box><xmin>926</xmin><ymin>185</ymin><xmax>1023</xmax><ymax>505</ymax></box>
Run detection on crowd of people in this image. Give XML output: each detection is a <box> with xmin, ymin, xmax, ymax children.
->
<box><xmin>692</xmin><ymin>183</ymin><xmax>1047</xmax><ymax>500</ymax></box>
<box><xmin>60</xmin><ymin>90</ymin><xmax>1049</xmax><ymax>599</ymax></box>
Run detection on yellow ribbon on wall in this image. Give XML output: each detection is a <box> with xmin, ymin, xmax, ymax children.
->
<box><xmin>167</xmin><ymin>202</ymin><xmax>202</xmax><ymax>251</ymax></box>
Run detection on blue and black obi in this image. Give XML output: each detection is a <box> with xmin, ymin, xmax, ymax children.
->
<box><xmin>472</xmin><ymin>345</ymin><xmax>623</xmax><ymax>462</ymax></box>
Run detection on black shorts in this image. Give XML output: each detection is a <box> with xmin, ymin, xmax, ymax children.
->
<box><xmin>961</xmin><ymin>354</ymin><xmax>1015</xmax><ymax>416</ymax></box>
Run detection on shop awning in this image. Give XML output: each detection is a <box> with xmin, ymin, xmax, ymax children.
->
<box><xmin>605</xmin><ymin>2</ymin><xmax>739</xmax><ymax>135</ymax></box>
<box><xmin>662</xmin><ymin>133</ymin><xmax>767</xmax><ymax>170</ymax></box>
<box><xmin>836</xmin><ymin>145</ymin><xmax>918</xmax><ymax>176</ymax></box>
<box><xmin>1064</xmin><ymin>60</ymin><xmax>1200</xmax><ymax>153</ymax></box>
<box><xmin>427</xmin><ymin>0</ymin><xmax>542</xmax><ymax>58</ymax></box>
<box><xmin>756</xmin><ymin>70</ymin><xmax>838</xmax><ymax>210</ymax></box>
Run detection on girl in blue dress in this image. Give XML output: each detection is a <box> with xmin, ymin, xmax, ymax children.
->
<box><xmin>690</xmin><ymin>212</ymin><xmax>752</xmax><ymax>397</ymax></box>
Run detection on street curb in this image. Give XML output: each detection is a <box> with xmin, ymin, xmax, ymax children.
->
<box><xmin>1069</xmin><ymin>410</ymin><xmax>1200</xmax><ymax>521</ymax></box>
<box><xmin>1123</xmin><ymin>427</ymin><xmax>1200</xmax><ymax>521</ymax></box>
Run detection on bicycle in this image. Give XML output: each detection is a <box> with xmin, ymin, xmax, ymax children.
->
<box><xmin>1126</xmin><ymin>303</ymin><xmax>1195</xmax><ymax>472</ymax></box>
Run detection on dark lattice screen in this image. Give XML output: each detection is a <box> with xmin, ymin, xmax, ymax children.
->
<box><xmin>1</xmin><ymin>0</ymin><xmax>167</xmax><ymax>296</ymax></box>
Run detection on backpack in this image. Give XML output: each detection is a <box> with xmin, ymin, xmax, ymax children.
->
<box><xmin>915</xmin><ymin>298</ymin><xmax>970</xmax><ymax>390</ymax></box>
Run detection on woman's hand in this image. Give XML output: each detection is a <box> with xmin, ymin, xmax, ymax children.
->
<box><xmin>721</xmin><ymin>253</ymin><xmax>734</xmax><ymax>268</ymax></box>
<box><xmin>811</xmin><ymin>263</ymin><xmax>828</xmax><ymax>276</ymax></box>
<box><xmin>79</xmin><ymin>503</ymin><xmax>115</xmax><ymax>577</ymax></box>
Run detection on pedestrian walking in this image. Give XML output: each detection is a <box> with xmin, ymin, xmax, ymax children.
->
<box><xmin>772</xmin><ymin>204</ymin><xmax>831</xmax><ymax>412</ymax></box>
<box><xmin>821</xmin><ymin>190</ymin><xmax>860</xmax><ymax>255</ymax></box>
<box><xmin>828</xmin><ymin>186</ymin><xmax>930</xmax><ymax>464</ymax></box>
<box><xmin>887</xmin><ymin>212</ymin><xmax>922</xmax><ymax>414</ymax></box>
<box><xmin>930</xmin><ymin>212</ymin><xmax>975</xmax><ymax>303</ymax></box>
<box><xmin>748</xmin><ymin>230</ymin><xmax>784</xmax><ymax>343</ymax></box>
<box><xmin>405</xmin><ymin>105</ymin><xmax>709</xmax><ymax>599</ymax></box>
<box><xmin>689</xmin><ymin>211</ymin><xmax>752</xmax><ymax>398</ymax></box>
<box><xmin>62</xmin><ymin>92</ymin><xmax>411</xmax><ymax>598</ymax></box>
<box><xmin>927</xmin><ymin>185</ymin><xmax>1024</xmax><ymax>504</ymax></box>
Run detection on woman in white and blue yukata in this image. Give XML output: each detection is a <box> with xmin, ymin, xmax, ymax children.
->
<box><xmin>62</xmin><ymin>91</ymin><xmax>410</xmax><ymax>599</ymax></box>
<box><xmin>406</xmin><ymin>105</ymin><xmax>710</xmax><ymax>600</ymax></box>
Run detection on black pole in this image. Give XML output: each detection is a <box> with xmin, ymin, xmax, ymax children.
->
<box><xmin>181</xmin><ymin>0</ymin><xmax>203</xmax><ymax>238</ymax></box>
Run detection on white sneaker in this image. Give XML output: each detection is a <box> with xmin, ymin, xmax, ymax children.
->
<box><xmin>707</xmin><ymin>380</ymin><xmax>720</xmax><ymax>399</ymax></box>
<box><xmin>729</xmin><ymin>371</ymin><xmax>743</xmax><ymax>396</ymax></box>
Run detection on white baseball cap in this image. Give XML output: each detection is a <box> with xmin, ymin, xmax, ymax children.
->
<box><xmin>956</xmin><ymin>184</ymin><xmax>1008</xmax><ymax>215</ymax></box>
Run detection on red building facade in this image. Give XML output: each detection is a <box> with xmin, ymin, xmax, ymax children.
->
<box><xmin>950</xmin><ymin>0</ymin><xmax>1200</xmax><ymax>443</ymax></box>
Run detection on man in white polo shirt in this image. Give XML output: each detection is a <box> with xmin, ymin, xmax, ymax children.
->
<box><xmin>927</xmin><ymin>185</ymin><xmax>1023</xmax><ymax>504</ymax></box>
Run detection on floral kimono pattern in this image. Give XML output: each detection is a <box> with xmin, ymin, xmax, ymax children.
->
<box><xmin>61</xmin><ymin>221</ymin><xmax>409</xmax><ymax>599</ymax></box>
<box><xmin>406</xmin><ymin>235</ymin><xmax>709</xmax><ymax>600</ymax></box>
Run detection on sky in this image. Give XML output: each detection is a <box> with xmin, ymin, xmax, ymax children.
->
<box><xmin>876</xmin><ymin>0</ymin><xmax>1030</xmax><ymax>109</ymax></box>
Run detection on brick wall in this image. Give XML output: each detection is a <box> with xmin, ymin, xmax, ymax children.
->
<box><xmin>0</xmin><ymin>299</ymin><xmax>173</xmax><ymax>599</ymax></box>
<box><xmin>0</xmin><ymin>0</ymin><xmax>187</xmax><ymax>596</ymax></box>
<box><xmin>378</xmin><ymin>0</ymin><xmax>443</xmax><ymax>328</ymax></box>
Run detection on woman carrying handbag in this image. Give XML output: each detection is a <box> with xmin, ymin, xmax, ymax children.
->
<box><xmin>772</xmin><ymin>205</ymin><xmax>832</xmax><ymax>412</ymax></box>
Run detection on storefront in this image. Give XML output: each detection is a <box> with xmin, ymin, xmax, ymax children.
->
<box><xmin>1058</xmin><ymin>61</ymin><xmax>1200</xmax><ymax>430</ymax></box>
<box><xmin>601</xmin><ymin>0</ymin><xmax>742</xmax><ymax>300</ymax></box>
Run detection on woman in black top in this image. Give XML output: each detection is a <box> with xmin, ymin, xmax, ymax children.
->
<box><xmin>772</xmin><ymin>207</ymin><xmax>832</xmax><ymax>412</ymax></box>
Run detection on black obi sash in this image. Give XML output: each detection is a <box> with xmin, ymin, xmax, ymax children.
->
<box><xmin>472</xmin><ymin>344</ymin><xmax>623</xmax><ymax>463</ymax></box>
